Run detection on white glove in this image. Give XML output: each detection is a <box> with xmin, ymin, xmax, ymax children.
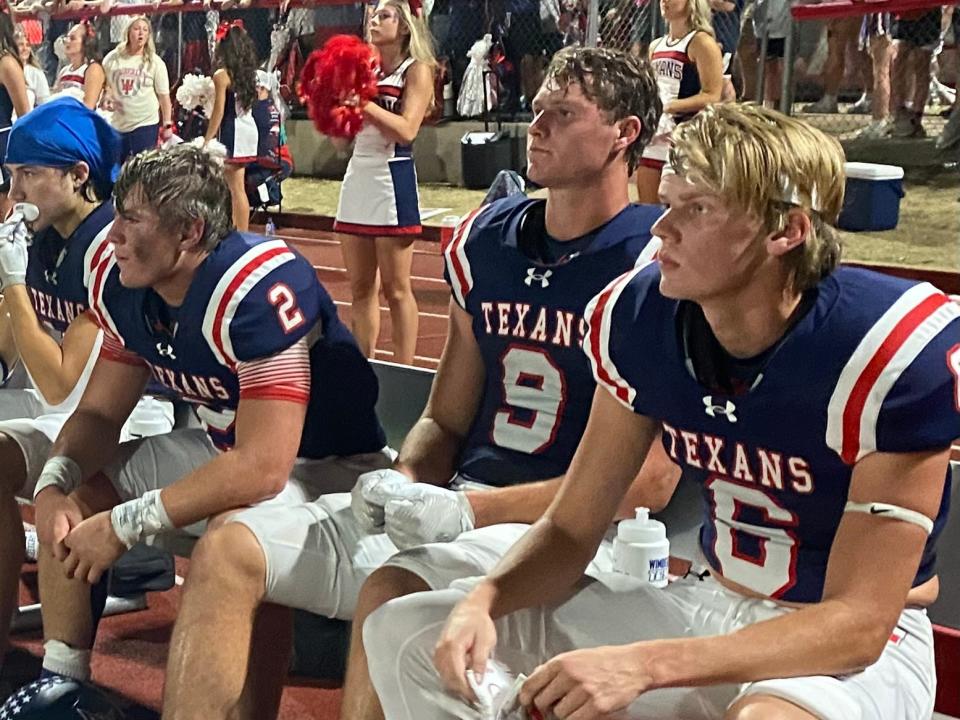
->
<box><xmin>383</xmin><ymin>483</ymin><xmax>476</xmax><ymax>550</ymax></box>
<box><xmin>351</xmin><ymin>468</ymin><xmax>413</xmax><ymax>533</ymax></box>
<box><xmin>0</xmin><ymin>208</ymin><xmax>32</xmax><ymax>289</ymax></box>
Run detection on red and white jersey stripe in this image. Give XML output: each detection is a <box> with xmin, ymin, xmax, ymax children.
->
<box><xmin>583</xmin><ymin>262</ymin><xmax>654</xmax><ymax>409</ymax></box>
<box><xmin>237</xmin><ymin>338</ymin><xmax>311</xmax><ymax>404</ymax></box>
<box><xmin>826</xmin><ymin>282</ymin><xmax>960</xmax><ymax>465</ymax></box>
<box><xmin>82</xmin><ymin>222</ymin><xmax>114</xmax><ymax>284</ymax></box>
<box><xmin>442</xmin><ymin>206</ymin><xmax>488</xmax><ymax>309</ymax></box>
<box><xmin>201</xmin><ymin>239</ymin><xmax>297</xmax><ymax>367</ymax></box>
<box><xmin>88</xmin><ymin>254</ymin><xmax>124</xmax><ymax>346</ymax></box>
<box><xmin>99</xmin><ymin>328</ymin><xmax>145</xmax><ymax>366</ymax></box>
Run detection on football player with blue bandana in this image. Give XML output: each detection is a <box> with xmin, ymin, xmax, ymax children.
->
<box><xmin>366</xmin><ymin>104</ymin><xmax>960</xmax><ymax>720</ymax></box>
<box><xmin>26</xmin><ymin>144</ymin><xmax>390</xmax><ymax>711</ymax></box>
<box><xmin>0</xmin><ymin>98</ymin><xmax>119</xmax><ymax>694</ymax></box>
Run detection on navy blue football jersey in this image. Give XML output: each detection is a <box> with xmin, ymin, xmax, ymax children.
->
<box><xmin>90</xmin><ymin>232</ymin><xmax>385</xmax><ymax>458</ymax></box>
<box><xmin>25</xmin><ymin>202</ymin><xmax>113</xmax><ymax>334</ymax></box>
<box><xmin>586</xmin><ymin>263</ymin><xmax>960</xmax><ymax>603</ymax></box>
<box><xmin>442</xmin><ymin>196</ymin><xmax>662</xmax><ymax>487</ymax></box>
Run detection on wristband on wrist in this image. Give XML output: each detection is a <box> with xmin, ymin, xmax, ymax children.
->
<box><xmin>110</xmin><ymin>489</ymin><xmax>174</xmax><ymax>549</ymax></box>
<box><xmin>33</xmin><ymin>456</ymin><xmax>83</xmax><ymax>500</ymax></box>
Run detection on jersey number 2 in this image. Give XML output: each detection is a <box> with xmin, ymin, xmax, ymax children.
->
<box><xmin>493</xmin><ymin>346</ymin><xmax>566</xmax><ymax>454</ymax></box>
<box><xmin>268</xmin><ymin>283</ymin><xmax>305</xmax><ymax>334</ymax></box>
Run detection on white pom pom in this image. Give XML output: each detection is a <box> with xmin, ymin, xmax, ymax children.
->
<box><xmin>187</xmin><ymin>136</ymin><xmax>228</xmax><ymax>165</ymax></box>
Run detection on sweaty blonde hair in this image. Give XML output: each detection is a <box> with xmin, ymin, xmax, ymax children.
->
<box><xmin>669</xmin><ymin>103</ymin><xmax>846</xmax><ymax>293</ymax></box>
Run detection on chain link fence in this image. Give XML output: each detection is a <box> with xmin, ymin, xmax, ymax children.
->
<box><xmin>12</xmin><ymin>0</ymin><xmax>957</xmax><ymax>140</ymax></box>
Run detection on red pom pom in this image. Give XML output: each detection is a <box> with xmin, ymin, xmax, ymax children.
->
<box><xmin>300</xmin><ymin>35</ymin><xmax>380</xmax><ymax>139</ymax></box>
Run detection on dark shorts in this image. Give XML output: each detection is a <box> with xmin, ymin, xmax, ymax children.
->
<box><xmin>756</xmin><ymin>36</ymin><xmax>785</xmax><ymax>58</ymax></box>
<box><xmin>120</xmin><ymin>123</ymin><xmax>159</xmax><ymax>162</ymax></box>
<box><xmin>890</xmin><ymin>9</ymin><xmax>943</xmax><ymax>49</ymax></box>
<box><xmin>504</xmin><ymin>11</ymin><xmax>548</xmax><ymax>59</ymax></box>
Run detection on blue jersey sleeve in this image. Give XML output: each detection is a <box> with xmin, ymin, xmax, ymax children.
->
<box><xmin>207</xmin><ymin>249</ymin><xmax>323</xmax><ymax>365</ymax></box>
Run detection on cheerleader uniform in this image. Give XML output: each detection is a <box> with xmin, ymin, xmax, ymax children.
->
<box><xmin>334</xmin><ymin>56</ymin><xmax>421</xmax><ymax>236</ymax></box>
<box><xmin>0</xmin><ymin>85</ymin><xmax>13</xmax><ymax>191</ymax></box>
<box><xmin>641</xmin><ymin>30</ymin><xmax>702</xmax><ymax>169</ymax></box>
<box><xmin>218</xmin><ymin>84</ymin><xmax>278</xmax><ymax>165</ymax></box>
<box><xmin>56</xmin><ymin>61</ymin><xmax>92</xmax><ymax>94</ymax></box>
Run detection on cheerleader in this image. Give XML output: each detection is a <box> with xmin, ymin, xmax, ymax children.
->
<box><xmin>204</xmin><ymin>21</ymin><xmax>275</xmax><ymax>232</ymax></box>
<box><xmin>335</xmin><ymin>0</ymin><xmax>436</xmax><ymax>365</ymax></box>
<box><xmin>53</xmin><ymin>21</ymin><xmax>105</xmax><ymax>110</ymax></box>
<box><xmin>635</xmin><ymin>0</ymin><xmax>722</xmax><ymax>204</ymax></box>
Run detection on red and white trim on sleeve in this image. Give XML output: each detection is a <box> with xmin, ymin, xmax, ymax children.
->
<box><xmin>202</xmin><ymin>240</ymin><xmax>297</xmax><ymax>367</ymax></box>
<box><xmin>442</xmin><ymin>206</ymin><xmax>486</xmax><ymax>309</ymax></box>
<box><xmin>237</xmin><ymin>338</ymin><xmax>311</xmax><ymax>404</ymax></box>
<box><xmin>583</xmin><ymin>264</ymin><xmax>650</xmax><ymax>409</ymax></box>
<box><xmin>826</xmin><ymin>282</ymin><xmax>960</xmax><ymax>465</ymax></box>
<box><xmin>82</xmin><ymin>222</ymin><xmax>114</xmax><ymax>285</ymax></box>
<box><xmin>88</xmin><ymin>254</ymin><xmax>124</xmax><ymax>343</ymax></box>
<box><xmin>99</xmin><ymin>326</ymin><xmax>145</xmax><ymax>366</ymax></box>
<box><xmin>635</xmin><ymin>236</ymin><xmax>662</xmax><ymax>266</ymax></box>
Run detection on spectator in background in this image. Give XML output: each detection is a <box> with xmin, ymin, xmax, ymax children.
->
<box><xmin>204</xmin><ymin>21</ymin><xmax>275</xmax><ymax>231</ymax></box>
<box><xmin>636</xmin><ymin>0</ymin><xmax>722</xmax><ymax>203</ymax></box>
<box><xmin>752</xmin><ymin>0</ymin><xmax>790</xmax><ymax>106</ymax></box>
<box><xmin>53</xmin><ymin>21</ymin><xmax>105</xmax><ymax>110</ymax></box>
<box><xmin>854</xmin><ymin>13</ymin><xmax>893</xmax><ymax>139</ymax></box>
<box><xmin>441</xmin><ymin>0</ymin><xmax>485</xmax><ymax>99</ymax></box>
<box><xmin>15</xmin><ymin>25</ymin><xmax>50</xmax><ymax>112</ymax></box>
<box><xmin>102</xmin><ymin>16</ymin><xmax>173</xmax><ymax>160</ymax></box>
<box><xmin>0</xmin><ymin>12</ymin><xmax>31</xmax><ymax>215</ymax></box>
<box><xmin>503</xmin><ymin>0</ymin><xmax>554</xmax><ymax>111</ymax></box>
<box><xmin>937</xmin><ymin>6</ymin><xmax>960</xmax><ymax>150</ymax></box>
<box><xmin>888</xmin><ymin>7</ymin><xmax>941</xmax><ymax>137</ymax></box>
<box><xmin>710</xmin><ymin>0</ymin><xmax>743</xmax><ymax>99</ymax></box>
<box><xmin>802</xmin><ymin>17</ymin><xmax>869</xmax><ymax>114</ymax></box>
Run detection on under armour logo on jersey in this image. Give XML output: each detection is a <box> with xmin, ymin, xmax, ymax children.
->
<box><xmin>524</xmin><ymin>268</ymin><xmax>552</xmax><ymax>288</ymax></box>
<box><xmin>156</xmin><ymin>342</ymin><xmax>176</xmax><ymax>359</ymax></box>
<box><xmin>44</xmin><ymin>269</ymin><xmax>58</xmax><ymax>285</ymax></box>
<box><xmin>703</xmin><ymin>396</ymin><xmax>737</xmax><ymax>422</ymax></box>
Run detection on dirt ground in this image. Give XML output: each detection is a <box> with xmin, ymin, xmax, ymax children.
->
<box><xmin>279</xmin><ymin>170</ymin><xmax>959</xmax><ymax>272</ymax></box>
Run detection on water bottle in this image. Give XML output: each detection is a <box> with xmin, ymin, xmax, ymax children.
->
<box><xmin>612</xmin><ymin>507</ymin><xmax>669</xmax><ymax>588</ymax></box>
<box><xmin>264</xmin><ymin>217</ymin><xmax>276</xmax><ymax>236</ymax></box>
<box><xmin>124</xmin><ymin>396</ymin><xmax>174</xmax><ymax>440</ymax></box>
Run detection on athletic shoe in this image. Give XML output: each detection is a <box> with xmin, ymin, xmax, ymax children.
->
<box><xmin>936</xmin><ymin>106</ymin><xmax>960</xmax><ymax>151</ymax></box>
<box><xmin>847</xmin><ymin>94</ymin><xmax>872</xmax><ymax>115</ymax></box>
<box><xmin>802</xmin><ymin>96</ymin><xmax>838</xmax><ymax>113</ymax></box>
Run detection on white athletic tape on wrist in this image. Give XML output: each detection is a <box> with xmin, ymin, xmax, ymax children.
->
<box><xmin>844</xmin><ymin>501</ymin><xmax>934</xmax><ymax>535</ymax></box>
<box><xmin>111</xmin><ymin>489</ymin><xmax>174</xmax><ymax>549</ymax></box>
<box><xmin>33</xmin><ymin>456</ymin><xmax>83</xmax><ymax>500</ymax></box>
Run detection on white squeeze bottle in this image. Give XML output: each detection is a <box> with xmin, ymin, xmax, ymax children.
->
<box><xmin>613</xmin><ymin>507</ymin><xmax>669</xmax><ymax>588</ymax></box>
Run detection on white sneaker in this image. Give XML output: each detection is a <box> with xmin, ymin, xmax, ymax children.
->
<box><xmin>890</xmin><ymin>112</ymin><xmax>925</xmax><ymax>138</ymax></box>
<box><xmin>802</xmin><ymin>96</ymin><xmax>838</xmax><ymax>114</ymax></box>
<box><xmin>936</xmin><ymin>107</ymin><xmax>960</xmax><ymax>151</ymax></box>
<box><xmin>847</xmin><ymin>94</ymin><xmax>872</xmax><ymax>115</ymax></box>
<box><xmin>855</xmin><ymin>118</ymin><xmax>891</xmax><ymax>139</ymax></box>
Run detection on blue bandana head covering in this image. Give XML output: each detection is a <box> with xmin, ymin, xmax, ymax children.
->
<box><xmin>5</xmin><ymin>97</ymin><xmax>121</xmax><ymax>199</ymax></box>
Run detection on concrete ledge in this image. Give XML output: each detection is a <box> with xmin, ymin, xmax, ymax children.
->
<box><xmin>286</xmin><ymin>118</ymin><xmax>529</xmax><ymax>185</ymax></box>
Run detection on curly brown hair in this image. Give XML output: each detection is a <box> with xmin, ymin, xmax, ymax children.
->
<box><xmin>543</xmin><ymin>47</ymin><xmax>661</xmax><ymax>174</ymax></box>
<box><xmin>215</xmin><ymin>25</ymin><xmax>257</xmax><ymax>112</ymax></box>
